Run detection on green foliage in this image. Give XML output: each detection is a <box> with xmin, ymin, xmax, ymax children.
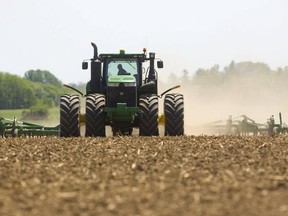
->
<box><xmin>0</xmin><ymin>71</ymin><xmax>65</xmax><ymax>110</ymax></box>
<box><xmin>32</xmin><ymin>81</ymin><xmax>64</xmax><ymax>107</ymax></box>
<box><xmin>21</xmin><ymin>103</ymin><xmax>49</xmax><ymax>120</ymax></box>
<box><xmin>0</xmin><ymin>73</ymin><xmax>35</xmax><ymax>109</ymax></box>
<box><xmin>24</xmin><ymin>69</ymin><xmax>62</xmax><ymax>87</ymax></box>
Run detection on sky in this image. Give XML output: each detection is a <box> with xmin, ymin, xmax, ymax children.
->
<box><xmin>0</xmin><ymin>0</ymin><xmax>288</xmax><ymax>84</ymax></box>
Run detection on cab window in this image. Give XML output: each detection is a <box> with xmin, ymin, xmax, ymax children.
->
<box><xmin>107</xmin><ymin>59</ymin><xmax>138</xmax><ymax>77</ymax></box>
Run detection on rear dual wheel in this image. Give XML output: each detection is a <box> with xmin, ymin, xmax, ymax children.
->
<box><xmin>60</xmin><ymin>94</ymin><xmax>80</xmax><ymax>137</ymax></box>
<box><xmin>164</xmin><ymin>93</ymin><xmax>184</xmax><ymax>136</ymax></box>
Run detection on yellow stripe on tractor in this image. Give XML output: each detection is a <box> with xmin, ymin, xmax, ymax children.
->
<box><xmin>158</xmin><ymin>114</ymin><xmax>165</xmax><ymax>125</ymax></box>
<box><xmin>79</xmin><ymin>114</ymin><xmax>86</xmax><ymax>125</ymax></box>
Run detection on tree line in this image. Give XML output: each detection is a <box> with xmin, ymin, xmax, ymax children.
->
<box><xmin>166</xmin><ymin>61</ymin><xmax>288</xmax><ymax>106</ymax></box>
<box><xmin>1</xmin><ymin>61</ymin><xmax>288</xmax><ymax>111</ymax></box>
<box><xmin>0</xmin><ymin>70</ymin><xmax>65</xmax><ymax>109</ymax></box>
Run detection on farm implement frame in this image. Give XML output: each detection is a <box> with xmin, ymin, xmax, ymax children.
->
<box><xmin>1</xmin><ymin>113</ymin><xmax>287</xmax><ymax>137</ymax></box>
<box><xmin>0</xmin><ymin>117</ymin><xmax>59</xmax><ymax>137</ymax></box>
<box><xmin>205</xmin><ymin>113</ymin><xmax>288</xmax><ymax>136</ymax></box>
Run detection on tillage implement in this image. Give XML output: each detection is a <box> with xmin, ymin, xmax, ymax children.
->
<box><xmin>0</xmin><ymin>117</ymin><xmax>59</xmax><ymax>137</ymax></box>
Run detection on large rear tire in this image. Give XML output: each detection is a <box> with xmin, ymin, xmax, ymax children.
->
<box><xmin>60</xmin><ymin>94</ymin><xmax>80</xmax><ymax>137</ymax></box>
<box><xmin>85</xmin><ymin>94</ymin><xmax>106</xmax><ymax>137</ymax></box>
<box><xmin>164</xmin><ymin>93</ymin><xmax>184</xmax><ymax>136</ymax></box>
<box><xmin>139</xmin><ymin>94</ymin><xmax>159</xmax><ymax>136</ymax></box>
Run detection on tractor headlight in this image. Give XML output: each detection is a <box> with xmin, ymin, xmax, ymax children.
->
<box><xmin>124</xmin><ymin>82</ymin><xmax>136</xmax><ymax>87</ymax></box>
<box><xmin>107</xmin><ymin>82</ymin><xmax>136</xmax><ymax>87</ymax></box>
<box><xmin>107</xmin><ymin>83</ymin><xmax>119</xmax><ymax>87</ymax></box>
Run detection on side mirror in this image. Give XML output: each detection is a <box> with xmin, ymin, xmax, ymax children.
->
<box><xmin>157</xmin><ymin>61</ymin><xmax>164</xmax><ymax>68</ymax></box>
<box><xmin>82</xmin><ymin>62</ymin><xmax>88</xmax><ymax>70</ymax></box>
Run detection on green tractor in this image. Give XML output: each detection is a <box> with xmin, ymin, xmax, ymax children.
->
<box><xmin>60</xmin><ymin>43</ymin><xmax>184</xmax><ymax>137</ymax></box>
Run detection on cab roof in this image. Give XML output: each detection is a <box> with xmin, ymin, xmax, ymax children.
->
<box><xmin>99</xmin><ymin>53</ymin><xmax>146</xmax><ymax>59</ymax></box>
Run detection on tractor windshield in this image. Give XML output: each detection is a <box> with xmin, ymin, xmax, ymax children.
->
<box><xmin>105</xmin><ymin>59</ymin><xmax>141</xmax><ymax>85</ymax></box>
<box><xmin>107</xmin><ymin>59</ymin><xmax>138</xmax><ymax>77</ymax></box>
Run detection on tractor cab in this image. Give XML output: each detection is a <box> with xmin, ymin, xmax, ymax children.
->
<box><xmin>100</xmin><ymin>52</ymin><xmax>146</xmax><ymax>88</ymax></box>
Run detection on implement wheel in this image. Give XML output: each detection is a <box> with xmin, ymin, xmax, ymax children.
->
<box><xmin>139</xmin><ymin>94</ymin><xmax>159</xmax><ymax>136</ymax></box>
<box><xmin>60</xmin><ymin>94</ymin><xmax>80</xmax><ymax>137</ymax></box>
<box><xmin>164</xmin><ymin>93</ymin><xmax>184</xmax><ymax>136</ymax></box>
<box><xmin>85</xmin><ymin>94</ymin><xmax>106</xmax><ymax>137</ymax></box>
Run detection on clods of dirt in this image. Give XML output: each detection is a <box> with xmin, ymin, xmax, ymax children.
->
<box><xmin>0</xmin><ymin>135</ymin><xmax>287</xmax><ymax>216</ymax></box>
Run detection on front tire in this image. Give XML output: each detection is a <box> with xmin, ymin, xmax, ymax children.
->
<box><xmin>85</xmin><ymin>94</ymin><xmax>106</xmax><ymax>137</ymax></box>
<box><xmin>164</xmin><ymin>93</ymin><xmax>184</xmax><ymax>136</ymax></box>
<box><xmin>60</xmin><ymin>94</ymin><xmax>80</xmax><ymax>137</ymax></box>
<box><xmin>139</xmin><ymin>94</ymin><xmax>159</xmax><ymax>136</ymax></box>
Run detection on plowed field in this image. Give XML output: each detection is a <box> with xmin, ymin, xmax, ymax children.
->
<box><xmin>1</xmin><ymin>136</ymin><xmax>288</xmax><ymax>216</ymax></box>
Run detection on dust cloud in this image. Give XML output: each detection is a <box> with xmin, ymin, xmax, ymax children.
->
<box><xmin>159</xmin><ymin>62</ymin><xmax>288</xmax><ymax>135</ymax></box>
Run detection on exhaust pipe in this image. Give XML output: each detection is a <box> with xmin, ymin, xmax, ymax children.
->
<box><xmin>91</xmin><ymin>42</ymin><xmax>98</xmax><ymax>60</ymax></box>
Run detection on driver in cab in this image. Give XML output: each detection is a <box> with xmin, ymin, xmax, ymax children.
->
<box><xmin>117</xmin><ymin>64</ymin><xmax>130</xmax><ymax>75</ymax></box>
